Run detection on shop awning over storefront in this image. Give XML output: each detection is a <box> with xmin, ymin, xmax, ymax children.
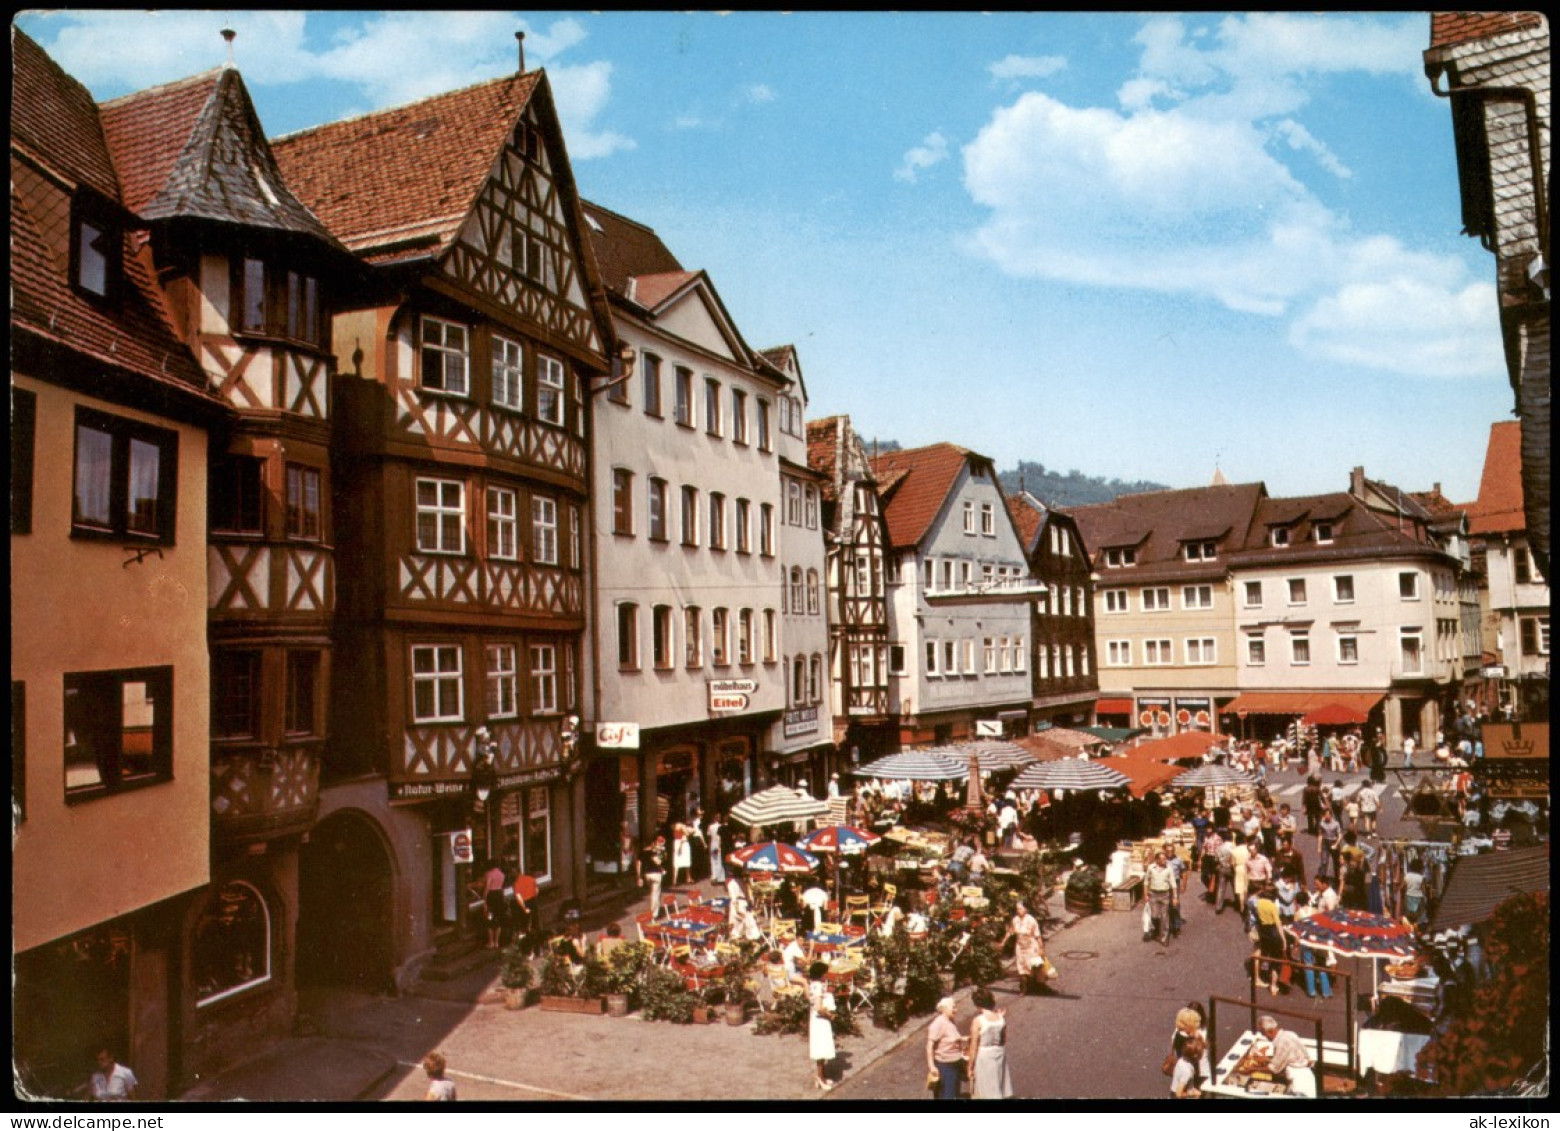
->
<box><xmin>1220</xmin><ymin>691</ymin><xmax>1384</xmax><ymax>717</ymax></box>
<box><xmin>1095</xmin><ymin>697</ymin><xmax>1134</xmax><ymax>715</ymax></box>
<box><xmin>1426</xmin><ymin>845</ymin><xmax>1549</xmax><ymax>933</ymax></box>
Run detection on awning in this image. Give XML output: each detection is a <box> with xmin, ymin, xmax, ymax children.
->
<box><xmin>1015</xmin><ymin>729</ymin><xmax>1110</xmax><ymax>762</ymax></box>
<box><xmin>1221</xmin><ymin>691</ymin><xmax>1383</xmax><ymax>717</ymax></box>
<box><xmin>1104</xmin><ymin>749</ymin><xmax>1186</xmax><ymax>798</ymax></box>
<box><xmin>1426</xmin><ymin>845</ymin><xmax>1549</xmax><ymax>933</ymax></box>
<box><xmin>1078</xmin><ymin>725</ymin><xmax>1148</xmax><ymax>744</ymax></box>
<box><xmin>1095</xmin><ymin>697</ymin><xmax>1134</xmax><ymax>715</ymax></box>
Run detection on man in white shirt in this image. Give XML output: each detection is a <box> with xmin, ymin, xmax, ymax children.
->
<box><xmin>90</xmin><ymin>1049</ymin><xmax>138</xmax><ymax>1101</ymax></box>
<box><xmin>781</xmin><ymin>932</ymin><xmax>809</xmax><ymax>986</ymax></box>
<box><xmin>1402</xmin><ymin>734</ymin><xmax>1416</xmax><ymax>769</ymax></box>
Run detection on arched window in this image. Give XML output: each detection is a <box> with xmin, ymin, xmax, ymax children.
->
<box><xmin>194</xmin><ymin>880</ymin><xmax>272</xmax><ymax>1007</ymax></box>
<box><xmin>790</xmin><ymin>567</ymin><xmax>805</xmax><ymax>612</ymax></box>
<box><xmin>806</xmin><ymin>569</ymin><xmax>820</xmax><ymax>615</ymax></box>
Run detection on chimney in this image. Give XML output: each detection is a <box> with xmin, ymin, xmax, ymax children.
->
<box><xmin>515</xmin><ymin>30</ymin><xmax>526</xmax><ymax>73</ymax></box>
<box><xmin>1350</xmin><ymin>466</ymin><xmax>1365</xmax><ymax>498</ymax></box>
<box><xmin>1433</xmin><ymin>482</ymin><xmax>1442</xmax><ymax>497</ymax></box>
<box><xmin>221</xmin><ymin>27</ymin><xmax>236</xmax><ymax>67</ymax></box>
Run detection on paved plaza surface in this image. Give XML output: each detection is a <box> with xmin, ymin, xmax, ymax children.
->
<box><xmin>182</xmin><ymin>758</ymin><xmax>1429</xmax><ymax>1104</ymax></box>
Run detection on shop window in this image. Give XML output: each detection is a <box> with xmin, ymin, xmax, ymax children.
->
<box><xmin>194</xmin><ymin>881</ymin><xmax>272</xmax><ymax>1007</ymax></box>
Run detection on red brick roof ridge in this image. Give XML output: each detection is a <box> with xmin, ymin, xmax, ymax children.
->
<box><xmin>270</xmin><ymin>67</ymin><xmax>541</xmax><ymax>146</ymax></box>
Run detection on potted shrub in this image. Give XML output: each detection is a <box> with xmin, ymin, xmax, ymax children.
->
<box><xmin>691</xmin><ymin>984</ymin><xmax>724</xmax><ymax>1025</ymax></box>
<box><xmin>538</xmin><ymin>954</ymin><xmax>607</xmax><ymax>1014</ymax></box>
<box><xmin>499</xmin><ymin>941</ymin><xmax>535</xmax><ymax>1010</ymax></box>
<box><xmin>639</xmin><ymin>965</ymin><xmax>699</xmax><ymax>1024</ymax></box>
<box><xmin>605</xmin><ymin>940</ymin><xmax>653</xmax><ymax>1016</ymax></box>
<box><xmin>1064</xmin><ymin>864</ymin><xmax>1106</xmax><ymax>916</ymax></box>
<box><xmin>863</xmin><ymin>926</ymin><xmax>909</xmax><ymax>1029</ymax></box>
<box><xmin>721</xmin><ymin>957</ymin><xmax>757</xmax><ymax>1026</ymax></box>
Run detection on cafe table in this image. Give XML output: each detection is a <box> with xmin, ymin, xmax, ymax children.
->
<box><xmin>1201</xmin><ymin>1030</ymin><xmax>1351</xmax><ymax>1099</ymax></box>
<box><xmin>805</xmin><ymin>928</ymin><xmax>867</xmax><ymax>955</ymax></box>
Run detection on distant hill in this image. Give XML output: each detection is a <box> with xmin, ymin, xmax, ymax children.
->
<box><xmin>999</xmin><ymin>461</ymin><xmax>1169</xmax><ymax>508</ymax></box>
<box><xmin>862</xmin><ymin>441</ymin><xmax>1164</xmax><ymax>507</ymax></box>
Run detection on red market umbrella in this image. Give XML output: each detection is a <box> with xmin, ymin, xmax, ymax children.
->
<box><xmin>798</xmin><ymin>825</ymin><xmax>881</xmax><ymax>854</ymax></box>
<box><xmin>726</xmin><ymin>840</ymin><xmax>820</xmax><ymax>875</ymax></box>
<box><xmin>1303</xmin><ymin>702</ymin><xmax>1369</xmax><ymax>727</ymax></box>
<box><xmin>1290</xmin><ymin>908</ymin><xmax>1418</xmax><ymax>999</ymax></box>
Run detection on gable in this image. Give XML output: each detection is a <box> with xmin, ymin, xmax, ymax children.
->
<box><xmin>652</xmin><ymin>282</ymin><xmax>743</xmax><ymax>362</ymax></box>
<box><xmin>443</xmin><ymin>99</ymin><xmax>603</xmax><ymax>358</ymax></box>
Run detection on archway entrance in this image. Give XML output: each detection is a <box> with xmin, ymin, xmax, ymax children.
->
<box><xmin>297</xmin><ymin>810</ymin><xmax>393</xmax><ymax>992</ymax></box>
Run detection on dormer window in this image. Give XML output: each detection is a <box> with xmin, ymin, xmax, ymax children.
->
<box><xmin>1270</xmin><ymin>526</ymin><xmax>1291</xmax><ymax>548</ymax></box>
<box><xmin>1313</xmin><ymin>522</ymin><xmax>1334</xmax><ymax>544</ymax></box>
<box><xmin>72</xmin><ymin>212</ymin><xmax>117</xmax><ymax>298</ymax></box>
<box><xmin>1183</xmin><ymin>540</ymin><xmax>1217</xmax><ymax>561</ymax></box>
<box><xmin>1104</xmin><ymin>547</ymin><xmax>1136</xmax><ymax>568</ymax></box>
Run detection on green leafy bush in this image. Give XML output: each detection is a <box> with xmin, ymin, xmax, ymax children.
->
<box><xmin>499</xmin><ymin>942</ymin><xmax>534</xmax><ymax>990</ymax></box>
<box><xmin>639</xmin><ymin>966</ymin><xmax>699</xmax><ymax>1024</ymax></box>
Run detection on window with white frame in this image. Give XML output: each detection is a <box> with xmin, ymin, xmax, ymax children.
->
<box><xmin>1313</xmin><ymin>521</ymin><xmax>1334</xmax><ymax>544</ymax></box>
<box><xmin>684</xmin><ymin>607</ymin><xmax>703</xmax><ymax>667</ymax></box>
<box><xmin>680</xmin><ymin>485</ymin><xmax>699</xmax><ymax>546</ymax></box>
<box><xmin>760</xmin><ymin>504</ymin><xmax>774</xmax><ymax>556</ymax></box>
<box><xmin>1144</xmin><ymin>639</ymin><xmax>1173</xmax><ymax>665</ymax></box>
<box><xmin>1519</xmin><ymin>616</ymin><xmax>1549</xmax><ymax>656</ymax></box>
<box><xmin>416</xmin><ymin>478</ymin><xmax>465</xmax><ymax>554</ymax></box>
<box><xmin>1037</xmin><ymin>644</ymin><xmax>1050</xmax><ymax>679</ymax></box>
<box><xmin>536</xmin><ymin>355</ymin><xmax>565</xmax><ymax>426</ymax></box>
<box><xmin>1270</xmin><ymin>526</ymin><xmax>1291</xmax><ymax>548</ymax></box>
<box><xmin>1333</xmin><ymin>574</ymin><xmax>1355</xmax><ymax>603</ymax></box>
<box><xmin>944</xmin><ymin>640</ymin><xmax>958</xmax><ymax>674</ymax></box>
<box><xmin>530</xmin><ymin>644</ymin><xmax>557</xmax><ymax>713</ymax></box>
<box><xmin>787</xmin><ymin>481</ymin><xmax>803</xmax><ymax>526</ymax></box>
<box><xmin>806</xmin><ymin>569</ymin><xmax>821</xmax><ymax>615</ymax></box>
<box><xmin>963</xmin><ymin>501</ymin><xmax>976</xmax><ymax>534</ymax></box>
<box><xmin>411</xmin><ymin>644</ymin><xmax>463</xmax><ymax>722</ymax></box>
<box><xmin>1182</xmin><ymin>584</ymin><xmax>1213</xmax><ymax>609</ymax></box>
<box><xmin>711</xmin><ymin>608</ymin><xmax>730</xmax><ymax>666</ymax></box>
<box><xmin>1107</xmin><ymin>640</ymin><xmax>1132</xmax><ymax>667</ymax></box>
<box><xmin>1142</xmin><ymin>587</ymin><xmax>1171</xmax><ymax>612</ymax></box>
<box><xmin>1287</xmin><ymin>578</ymin><xmax>1307</xmax><ymax>605</ymax></box>
<box><xmin>961</xmin><ymin>639</ymin><xmax>976</xmax><ymax>674</ymax></box>
<box><xmin>735</xmin><ymin>498</ymin><xmax>751</xmax><ymax>553</ymax></box>
<box><xmin>763</xmin><ymin>610</ymin><xmax>778</xmax><ymax>662</ymax></box>
<box><xmin>1291</xmin><ymin>633</ymin><xmax>1311</xmax><ymax>666</ymax></box>
<box><xmin>1183</xmin><ymin>540</ymin><xmax>1217</xmax><ymax>561</ymax></box>
<box><xmin>420</xmin><ymin>316</ymin><xmax>469</xmax><ymax>396</ymax></box>
<box><xmin>925</xmin><ymin>640</ymin><xmax>939</xmax><ymax>676</ymax></box>
<box><xmin>737</xmin><ymin>609</ymin><xmax>754</xmax><ymax>664</ymax></box>
<box><xmin>1012</xmin><ymin>638</ymin><xmax>1025</xmax><ymax>672</ymax></box>
<box><xmin>942</xmin><ymin>560</ymin><xmax>955</xmax><ymax>591</ymax></box>
<box><xmin>962</xmin><ymin>562</ymin><xmax>974</xmax><ymax>591</ymax></box>
<box><xmin>611</xmin><ymin>469</ymin><xmax>634</xmax><ymax>536</ymax></box>
<box><xmin>790</xmin><ymin>567</ymin><xmax>805</xmax><ymax>612</ymax></box>
<box><xmin>647</xmin><ymin>478</ymin><xmax>668</xmax><ymax>542</ymax></box>
<box><xmin>1185</xmin><ymin>637</ymin><xmax>1216</xmax><ymax>665</ymax></box>
<box><xmin>487</xmin><ymin>487</ymin><xmax>518</xmax><ymax>560</ymax></box>
<box><xmin>809</xmin><ymin>655</ymin><xmax>823</xmax><ymax>702</ymax></box>
<box><xmin>674</xmin><ymin>367</ymin><xmax>695</xmax><ymax>427</ymax></box>
<box><xmin>642</xmin><ymin>352</ymin><xmax>663</xmax><ymax>416</ymax></box>
<box><xmin>924</xmin><ymin>559</ymin><xmax>936</xmax><ymax>593</ymax></box>
<box><xmin>981</xmin><ymin>503</ymin><xmax>995</xmax><ymax>535</ymax></box>
<box><xmin>568</xmin><ymin>506</ymin><xmax>581</xmax><ymax>569</ymax></box>
<box><xmin>1398</xmin><ymin>629</ymin><xmax>1422</xmax><ymax>674</ymax></box>
<box><xmin>491</xmin><ymin>335</ymin><xmax>524</xmax><ymax>410</ymax></box>
<box><xmin>486</xmin><ymin>644</ymin><xmax>518</xmax><ymax>718</ymax></box>
<box><xmin>1078</xmin><ymin>646</ymin><xmax>1089</xmax><ymax>676</ymax></box>
<box><xmin>1246</xmin><ymin>635</ymin><xmax>1266</xmax><ymax>665</ymax></box>
<box><xmin>804</xmin><ymin>487</ymin><xmax>817</xmax><ymax>529</ymax></box>
<box><xmin>531</xmin><ymin>495</ymin><xmax>558</xmax><ymax>563</ymax></box>
<box><xmin>617</xmin><ymin>604</ymin><xmax>639</xmax><ymax>670</ymax></box>
<box><xmin>1398</xmin><ymin>571</ymin><xmax>1419</xmax><ymax>600</ymax></box>
<box><xmin>705</xmin><ymin>378</ymin><xmax>722</xmax><ymax>437</ymax></box>
<box><xmin>984</xmin><ymin>638</ymin><xmax>997</xmax><ymax>673</ymax></box>
<box><xmin>1105</xmin><ymin>547</ymin><xmax>1136</xmax><ymax>568</ymax></box>
<box><xmin>652</xmin><ymin>605</ymin><xmax>673</xmax><ymax>670</ymax></box>
<box><xmin>1337</xmin><ymin>632</ymin><xmax>1359</xmax><ymax>665</ymax></box>
<box><xmin>757</xmin><ymin>399</ymin><xmax>772</xmax><ymax>451</ymax></box>
<box><xmin>731</xmin><ymin>388</ymin><xmax>748</xmax><ymax>444</ymax></box>
<box><xmin>709</xmin><ymin>493</ymin><xmax>727</xmax><ymax>549</ymax></box>
<box><xmin>1104</xmin><ymin>588</ymin><xmax>1129</xmax><ymax>614</ymax></box>
<box><xmin>995</xmin><ymin>636</ymin><xmax>1010</xmax><ymax>673</ymax></box>
<box><xmin>1244</xmin><ymin>580</ymin><xmax>1263</xmax><ymax>608</ymax></box>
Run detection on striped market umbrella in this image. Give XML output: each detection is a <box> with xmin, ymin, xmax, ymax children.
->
<box><xmin>798</xmin><ymin>825</ymin><xmax>882</xmax><ymax>855</ymax></box>
<box><xmin>1010</xmin><ymin>757</ymin><xmax>1130</xmax><ymax>793</ymax></box>
<box><xmin>1290</xmin><ymin>908</ymin><xmax>1419</xmax><ymax>1000</ymax></box>
<box><xmin>856</xmin><ymin>750</ymin><xmax>967</xmax><ymax>782</ymax></box>
<box><xmin>920</xmin><ymin>741</ymin><xmax>1036</xmax><ymax>773</ymax></box>
<box><xmin>728</xmin><ymin>784</ymin><xmax>829</xmax><ymax>829</ymax></box>
<box><xmin>726</xmin><ymin>840</ymin><xmax>820</xmax><ymax>875</ymax></box>
<box><xmin>1171</xmin><ymin>763</ymin><xmax>1257</xmax><ymax>790</ymax></box>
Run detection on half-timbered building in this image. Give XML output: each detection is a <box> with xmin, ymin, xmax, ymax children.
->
<box><xmin>807</xmin><ymin>415</ymin><xmax>896</xmax><ymax>765</ymax></box>
<box><xmin>1006</xmin><ymin>492</ymin><xmax>1100</xmax><ymax>727</ymax></box>
<box><xmin>12</xmin><ymin>31</ymin><xmax>229</xmax><ymax>1099</ymax></box>
<box><xmin>579</xmin><ymin>201</ymin><xmax>787</xmax><ymax>864</ymax></box>
<box><xmin>871</xmin><ymin>443</ymin><xmax>1035</xmax><ymax>744</ymax></box>
<box><xmin>272</xmin><ymin>64</ymin><xmax>611</xmax><ymax>984</ymax></box>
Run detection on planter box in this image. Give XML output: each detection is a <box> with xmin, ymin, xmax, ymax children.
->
<box><xmin>539</xmin><ymin>995</ymin><xmax>606</xmax><ymax>1015</ymax></box>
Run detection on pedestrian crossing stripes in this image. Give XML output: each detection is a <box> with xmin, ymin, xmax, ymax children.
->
<box><xmin>1265</xmin><ymin>781</ymin><xmax>1399</xmax><ymax>802</ymax></box>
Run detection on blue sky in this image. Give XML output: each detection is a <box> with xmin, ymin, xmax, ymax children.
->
<box><xmin>18</xmin><ymin>10</ymin><xmax>1513</xmax><ymax>502</ymax></box>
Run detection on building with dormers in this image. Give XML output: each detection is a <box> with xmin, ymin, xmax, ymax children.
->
<box><xmin>12</xmin><ymin>30</ymin><xmax>234</xmax><ymax>1099</ymax></box>
<box><xmin>579</xmin><ymin>201</ymin><xmax>787</xmax><ymax>869</ymax></box>
<box><xmin>1425</xmin><ymin>12</ymin><xmax>1550</xmax><ymax>582</ymax></box>
<box><xmin>273</xmin><ymin>62</ymin><xmax>612</xmax><ymax>986</ymax></box>
<box><xmin>807</xmin><ymin>415</ymin><xmax>896</xmax><ymax>767</ymax></box>
<box><xmin>871</xmin><ymin>443</ymin><xmax>1034</xmax><ymax>744</ymax></box>
<box><xmin>762</xmin><ymin>346</ymin><xmax>836</xmax><ymax>792</ymax></box>
<box><xmin>1465</xmin><ymin>420</ymin><xmax>1550</xmax><ymax>721</ymax></box>
<box><xmin>1006</xmin><ymin>492</ymin><xmax>1100</xmax><ymax>727</ymax></box>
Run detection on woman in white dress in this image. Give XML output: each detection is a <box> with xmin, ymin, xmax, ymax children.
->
<box><xmin>967</xmin><ymin>987</ymin><xmax>1013</xmax><ymax>1099</ymax></box>
<box><xmin>671</xmin><ymin>823</ymin><xmax>692</xmax><ymax>887</ymax></box>
<box><xmin>806</xmin><ymin>961</ymin><xmax>837</xmax><ymax>1091</ymax></box>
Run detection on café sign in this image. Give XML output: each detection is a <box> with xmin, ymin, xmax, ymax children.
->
<box><xmin>709</xmin><ymin>678</ymin><xmax>758</xmax><ymax>713</ymax></box>
<box><xmin>596</xmin><ymin>722</ymin><xmax>641</xmax><ymax>749</ymax></box>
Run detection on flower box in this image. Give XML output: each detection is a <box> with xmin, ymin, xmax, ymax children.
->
<box><xmin>539</xmin><ymin>995</ymin><xmax>606</xmax><ymax>1014</ymax></box>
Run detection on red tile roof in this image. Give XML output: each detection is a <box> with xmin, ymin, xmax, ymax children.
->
<box><xmin>1429</xmin><ymin>11</ymin><xmax>1544</xmax><ymax>48</ymax></box>
<box><xmin>272</xmin><ymin>71</ymin><xmax>542</xmax><ymax>262</ymax></box>
<box><xmin>11</xmin><ymin>28</ymin><xmax>120</xmax><ymax>202</ymax></box>
<box><xmin>806</xmin><ymin>416</ymin><xmax>844</xmax><ymax>500</ymax></box>
<box><xmin>98</xmin><ymin>71</ymin><xmax>221</xmax><ymax>214</ymax></box>
<box><xmin>869</xmin><ymin>442</ymin><xmax>983</xmax><ymax>549</ymax></box>
<box><xmin>1070</xmin><ymin>483</ymin><xmax>1266</xmax><ymax>577</ymax></box>
<box><xmin>1467</xmin><ymin>420</ymin><xmax>1526</xmax><ymax>534</ymax></box>
<box><xmin>630</xmin><ymin>270</ymin><xmax>699</xmax><ymax>310</ymax></box>
<box><xmin>1005</xmin><ymin>492</ymin><xmax>1045</xmax><ymax>554</ymax></box>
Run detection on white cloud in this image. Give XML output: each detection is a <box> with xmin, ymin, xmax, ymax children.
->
<box><xmin>960</xmin><ymin>12</ymin><xmax>1499</xmax><ymax>381</ymax></box>
<box><xmin>894</xmin><ymin>131</ymin><xmax>950</xmax><ymax>184</ymax></box>
<box><xmin>987</xmin><ymin>54</ymin><xmax>1067</xmax><ymax>82</ymax></box>
<box><xmin>547</xmin><ymin>61</ymin><xmax>637</xmax><ymax>159</ymax></box>
<box><xmin>744</xmin><ymin>83</ymin><xmax>776</xmax><ymax>104</ymax></box>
